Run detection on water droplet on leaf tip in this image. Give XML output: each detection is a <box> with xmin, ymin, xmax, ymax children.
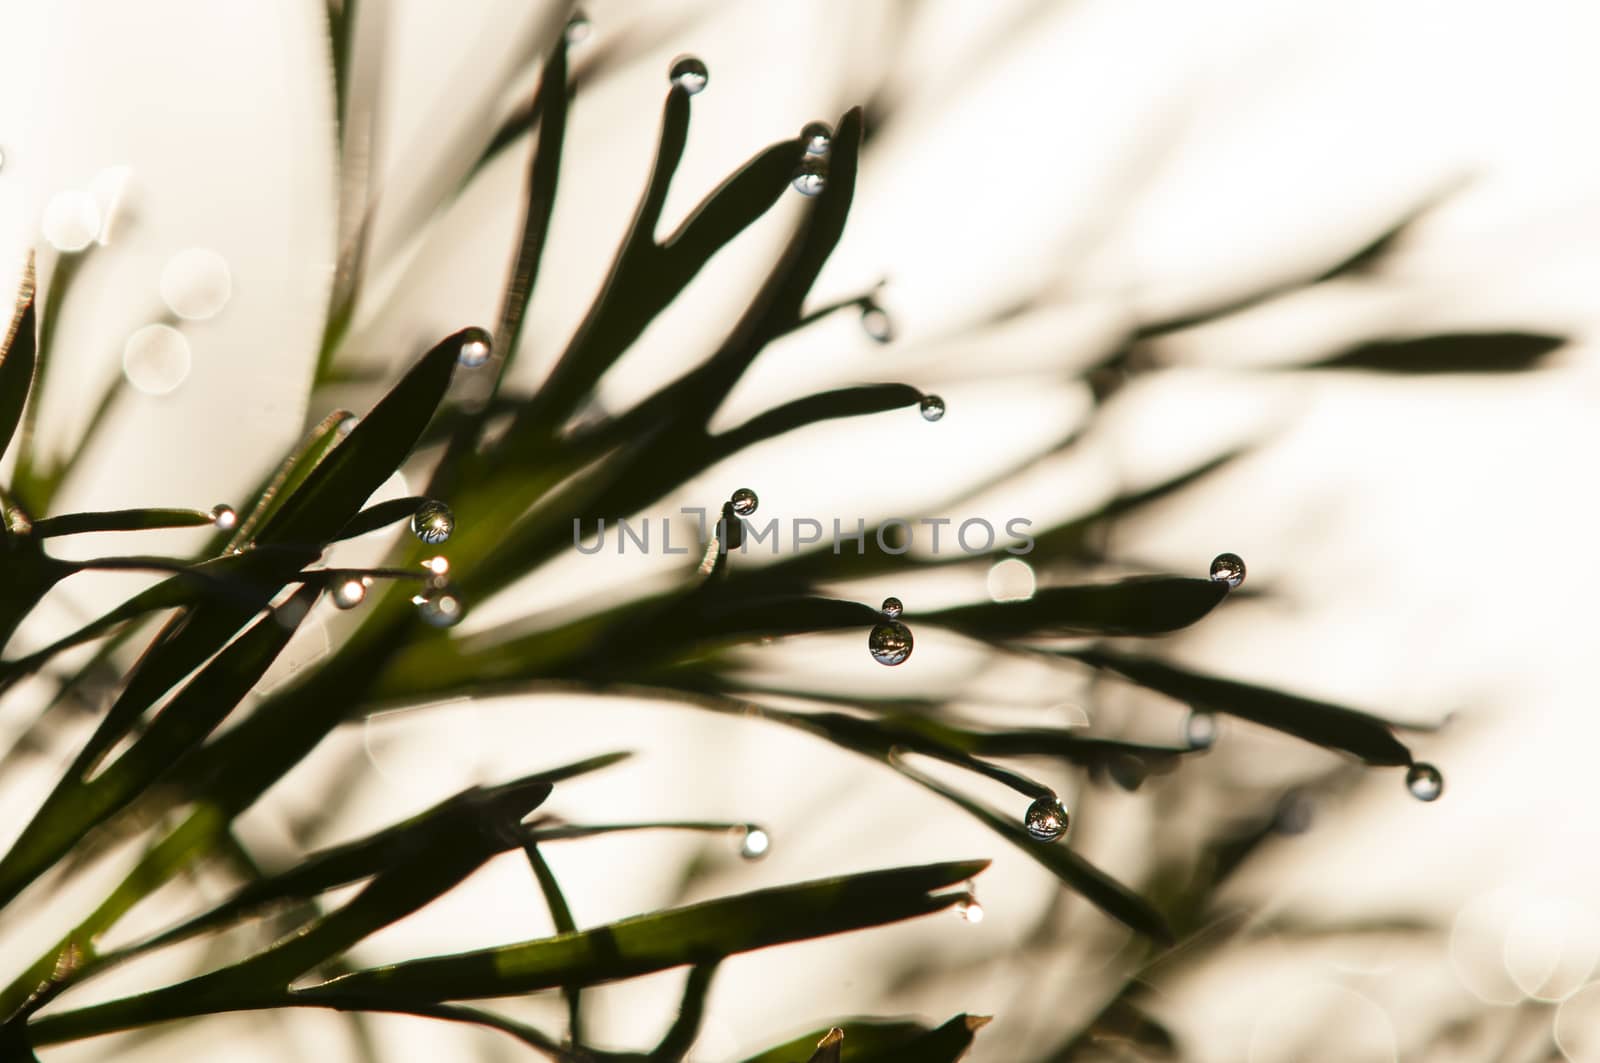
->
<box><xmin>414</xmin><ymin>582</ymin><xmax>464</xmax><ymax>628</ymax></box>
<box><xmin>801</xmin><ymin>121</ymin><xmax>831</xmax><ymax>154</ymax></box>
<box><xmin>919</xmin><ymin>395</ymin><xmax>945</xmax><ymax>422</ymax></box>
<box><xmin>956</xmin><ymin>894</ymin><xmax>984</xmax><ymax>923</ymax></box>
<box><xmin>209</xmin><ymin>504</ymin><xmax>237</xmax><ymax>531</ymax></box>
<box><xmin>1185</xmin><ymin>710</ymin><xmax>1217</xmax><ymax>750</ymax></box>
<box><xmin>564</xmin><ymin>11</ymin><xmax>591</xmax><ymax>42</ymax></box>
<box><xmin>336</xmin><ymin>414</ymin><xmax>359</xmax><ymax>436</ymax></box>
<box><xmin>457</xmin><ymin>330</ymin><xmax>492</xmax><ymax>368</ymax></box>
<box><xmin>669</xmin><ymin>55</ymin><xmax>708</xmax><ymax>94</ymax></box>
<box><xmin>739</xmin><ymin>826</ymin><xmax>769</xmax><ymax>859</ymax></box>
<box><xmin>332</xmin><ymin>578</ymin><xmax>367</xmax><ymax>610</ymax></box>
<box><xmin>1024</xmin><ymin>795</ymin><xmax>1068</xmax><ymax>842</ymax></box>
<box><xmin>423</xmin><ymin>555</ymin><xmax>450</xmax><ymax>576</ymax></box>
<box><xmin>860</xmin><ymin>304</ymin><xmax>893</xmax><ymax>343</ymax></box>
<box><xmin>1406</xmin><ymin>762</ymin><xmax>1443</xmax><ymax>802</ymax></box>
<box><xmin>868</xmin><ymin>620</ymin><xmax>913</xmax><ymax>666</ymax></box>
<box><xmin>730</xmin><ymin>487</ymin><xmax>758</xmax><ymax>516</ymax></box>
<box><xmin>880</xmin><ymin>596</ymin><xmax>903</xmax><ymax>618</ymax></box>
<box><xmin>411</xmin><ymin>500</ymin><xmax>454</xmax><ymax>545</ymax></box>
<box><xmin>1209</xmin><ymin>552</ymin><xmax>1245</xmax><ymax>588</ymax></box>
<box><xmin>791</xmin><ymin>167</ymin><xmax>826</xmax><ymax>196</ymax></box>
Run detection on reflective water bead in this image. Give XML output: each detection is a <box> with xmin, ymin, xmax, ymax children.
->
<box><xmin>956</xmin><ymin>894</ymin><xmax>985</xmax><ymax>923</ymax></box>
<box><xmin>669</xmin><ymin>55</ymin><xmax>708</xmax><ymax>94</ymax></box>
<box><xmin>739</xmin><ymin>825</ymin><xmax>770</xmax><ymax>860</ymax></box>
<box><xmin>791</xmin><ymin>163</ymin><xmax>826</xmax><ymax>196</ymax></box>
<box><xmin>210</xmin><ymin>504</ymin><xmax>237</xmax><ymax>531</ymax></box>
<box><xmin>1406</xmin><ymin>762</ymin><xmax>1443</xmax><ymax>802</ymax></box>
<box><xmin>332</xmin><ymin>577</ymin><xmax>367</xmax><ymax>610</ymax></box>
<box><xmin>1209</xmin><ymin>552</ymin><xmax>1246</xmax><ymax>588</ymax></box>
<box><xmin>422</xmin><ymin>555</ymin><xmax>450</xmax><ymax>576</ymax></box>
<box><xmin>868</xmin><ymin>620</ymin><xmax>913</xmax><ymax>666</ymax></box>
<box><xmin>1185</xmin><ymin>710</ymin><xmax>1217</xmax><ymax>750</ymax></box>
<box><xmin>860</xmin><ymin>303</ymin><xmax>894</xmax><ymax>344</ymax></box>
<box><xmin>731</xmin><ymin>487</ymin><xmax>759</xmax><ymax>517</ymax></box>
<box><xmin>1024</xmin><ymin>795</ymin><xmax>1069</xmax><ymax>842</ymax></box>
<box><xmin>919</xmin><ymin>395</ymin><xmax>945</xmax><ymax>422</ymax></box>
<box><xmin>880</xmin><ymin>596</ymin><xmax>903</xmax><ymax>618</ymax></box>
<box><xmin>411</xmin><ymin>500</ymin><xmax>454</xmax><ymax>545</ymax></box>
<box><xmin>564</xmin><ymin>10</ymin><xmax>591</xmax><ymax>42</ymax></box>
<box><xmin>801</xmin><ymin>121</ymin><xmax>831</xmax><ymax>155</ymax></box>
<box><xmin>457</xmin><ymin>329</ymin><xmax>492</xmax><ymax>368</ymax></box>
<box><xmin>414</xmin><ymin>582</ymin><xmax>464</xmax><ymax>628</ymax></box>
<box><xmin>337</xmin><ymin>413</ymin><xmax>359</xmax><ymax>436</ymax></box>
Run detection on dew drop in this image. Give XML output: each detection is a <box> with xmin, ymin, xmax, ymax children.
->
<box><xmin>1024</xmin><ymin>795</ymin><xmax>1069</xmax><ymax>842</ymax></box>
<box><xmin>739</xmin><ymin>825</ymin><xmax>770</xmax><ymax>860</ymax></box>
<box><xmin>159</xmin><ymin>248</ymin><xmax>232</xmax><ymax>320</ymax></box>
<box><xmin>42</xmin><ymin>189</ymin><xmax>101</xmax><ymax>252</ymax></box>
<box><xmin>1209</xmin><ymin>552</ymin><xmax>1246</xmax><ymax>588</ymax></box>
<box><xmin>122</xmin><ymin>324</ymin><xmax>192</xmax><ymax>395</ymax></box>
<box><xmin>730</xmin><ymin>487</ymin><xmax>759</xmax><ymax>517</ymax></box>
<box><xmin>868</xmin><ymin>620</ymin><xmax>913</xmax><ymax>666</ymax></box>
<box><xmin>422</xmin><ymin>555</ymin><xmax>450</xmax><ymax>576</ymax></box>
<box><xmin>413</xmin><ymin>582</ymin><xmax>464</xmax><ymax>628</ymax></box>
<box><xmin>410</xmin><ymin>500</ymin><xmax>454</xmax><ymax>545</ymax></box>
<box><xmin>670</xmin><ymin>55</ymin><xmax>708</xmax><ymax>95</ymax></box>
<box><xmin>1185</xmin><ymin>710</ymin><xmax>1217</xmax><ymax>750</ymax></box>
<box><xmin>564</xmin><ymin>11</ymin><xmax>591</xmax><ymax>42</ymax></box>
<box><xmin>956</xmin><ymin>893</ymin><xmax>985</xmax><ymax>924</ymax></box>
<box><xmin>860</xmin><ymin>302</ymin><xmax>894</xmax><ymax>344</ymax></box>
<box><xmin>457</xmin><ymin>328</ymin><xmax>492</xmax><ymax>368</ymax></box>
<box><xmin>880</xmin><ymin>596</ymin><xmax>903</xmax><ymax>618</ymax></box>
<box><xmin>209</xmin><ymin>504</ymin><xmax>237</xmax><ymax>531</ymax></box>
<box><xmin>1406</xmin><ymin>762</ymin><xmax>1444</xmax><ymax>802</ymax></box>
<box><xmin>337</xmin><ymin>413</ymin><xmax>360</xmax><ymax>437</ymax></box>
<box><xmin>332</xmin><ymin>577</ymin><xmax>367</xmax><ymax>610</ymax></box>
<box><xmin>919</xmin><ymin>395</ymin><xmax>945</xmax><ymax>422</ymax></box>
<box><xmin>791</xmin><ymin>163</ymin><xmax>826</xmax><ymax>197</ymax></box>
<box><xmin>801</xmin><ymin>121</ymin><xmax>832</xmax><ymax>155</ymax></box>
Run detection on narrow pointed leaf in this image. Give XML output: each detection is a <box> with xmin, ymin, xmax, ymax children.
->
<box><xmin>926</xmin><ymin>577</ymin><xmax>1228</xmax><ymax>639</ymax></box>
<box><xmin>259</xmin><ymin>333</ymin><xmax>462</xmax><ymax>546</ymax></box>
<box><xmin>1306</xmin><ymin>331</ymin><xmax>1562</xmax><ymax>374</ymax></box>
<box><xmin>1067</xmin><ymin>648</ymin><xmax>1412</xmax><ymax>765</ymax></box>
<box><xmin>332</xmin><ymin>496</ymin><xmax>427</xmax><ymax>541</ymax></box>
<box><xmin>716</xmin><ymin>384</ymin><xmax>925</xmax><ymax>454</ymax></box>
<box><xmin>307</xmin><ymin>860</ymin><xmax>986</xmax><ymax>999</ymax></box>
<box><xmin>32</xmin><ymin>508</ymin><xmax>214</xmax><ymax>537</ymax></box>
<box><xmin>740</xmin><ymin>1016</ymin><xmax>987</xmax><ymax>1063</ymax></box>
<box><xmin>899</xmin><ymin>764</ymin><xmax>1173</xmax><ymax>943</ymax></box>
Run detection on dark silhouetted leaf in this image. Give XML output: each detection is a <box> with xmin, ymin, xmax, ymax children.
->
<box><xmin>32</xmin><ymin>508</ymin><xmax>213</xmax><ymax>538</ymax></box>
<box><xmin>926</xmin><ymin>577</ymin><xmax>1228</xmax><ymax>640</ymax></box>
<box><xmin>0</xmin><ymin>259</ymin><xmax>37</xmax><ymax>463</ymax></box>
<box><xmin>1067</xmin><ymin>648</ymin><xmax>1412</xmax><ymax>765</ymax></box>
<box><xmin>1307</xmin><ymin>332</ymin><xmax>1562</xmax><ymax>374</ymax></box>
<box><xmin>897</xmin><ymin>763</ymin><xmax>1173</xmax><ymax>944</ymax></box>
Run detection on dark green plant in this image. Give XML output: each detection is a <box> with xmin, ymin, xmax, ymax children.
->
<box><xmin>0</xmin><ymin>7</ymin><xmax>1513</xmax><ymax>1061</ymax></box>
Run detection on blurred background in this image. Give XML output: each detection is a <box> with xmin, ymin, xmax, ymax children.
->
<box><xmin>5</xmin><ymin>0</ymin><xmax>1600</xmax><ymax>1059</ymax></box>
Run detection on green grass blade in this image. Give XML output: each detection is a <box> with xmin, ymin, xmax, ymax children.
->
<box><xmin>924</xmin><ymin>577</ymin><xmax>1229</xmax><ymax>640</ymax></box>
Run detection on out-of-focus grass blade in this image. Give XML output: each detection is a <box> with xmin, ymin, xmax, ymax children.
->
<box><xmin>305</xmin><ymin>860</ymin><xmax>985</xmax><ymax>1000</ymax></box>
<box><xmin>32</xmin><ymin>508</ymin><xmax>214</xmax><ymax>538</ymax></box>
<box><xmin>258</xmin><ymin>332</ymin><xmax>462</xmax><ymax>547</ymax></box>
<box><xmin>897</xmin><ymin>762</ymin><xmax>1174</xmax><ymax>943</ymax></box>
<box><xmin>0</xmin><ymin>257</ymin><xmax>37</xmax><ymax>463</ymax></box>
<box><xmin>0</xmin><ymin>585</ymin><xmax>320</xmax><ymax>908</ymax></box>
<box><xmin>926</xmin><ymin>577</ymin><xmax>1228</xmax><ymax>640</ymax></box>
<box><xmin>1066</xmin><ymin>648</ymin><xmax>1413</xmax><ymax>766</ymax></box>
<box><xmin>739</xmin><ymin>1015</ymin><xmax>989</xmax><ymax>1063</ymax></box>
<box><xmin>1305</xmin><ymin>331</ymin><xmax>1562</xmax><ymax>374</ymax></box>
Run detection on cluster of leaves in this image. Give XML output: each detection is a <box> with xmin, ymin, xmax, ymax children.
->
<box><xmin>0</xmin><ymin>4</ymin><xmax>1542</xmax><ymax>1060</ymax></box>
